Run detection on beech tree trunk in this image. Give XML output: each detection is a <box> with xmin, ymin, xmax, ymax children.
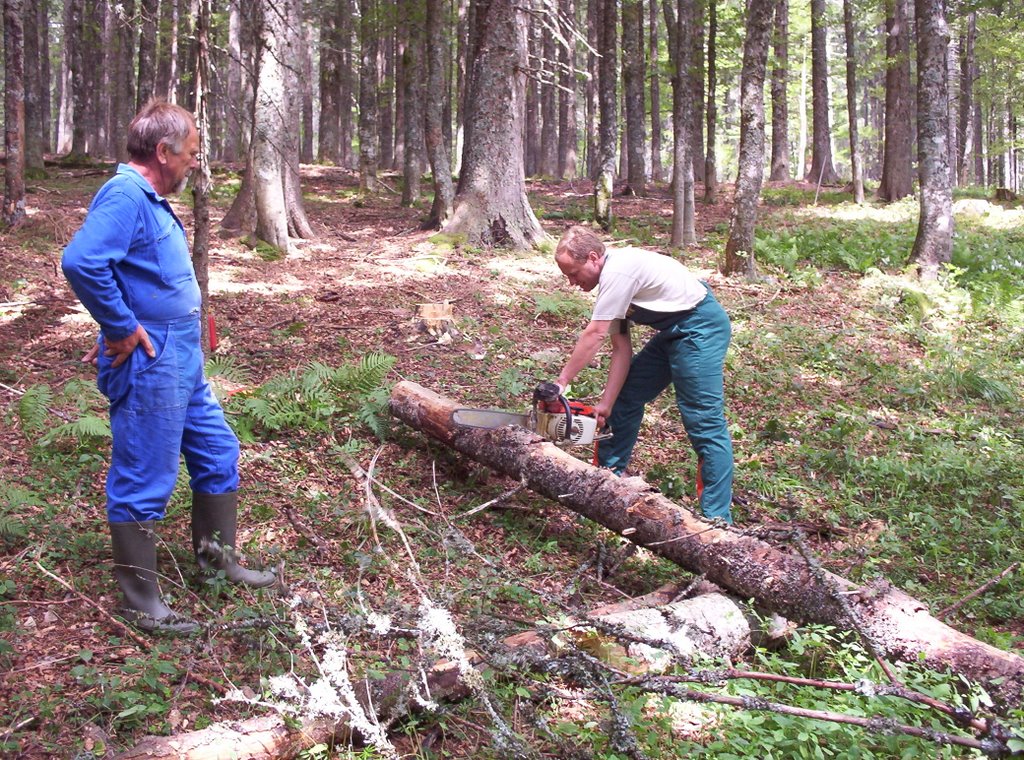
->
<box><xmin>910</xmin><ymin>0</ymin><xmax>953</xmax><ymax>280</ymax></box>
<box><xmin>136</xmin><ymin>0</ymin><xmax>158</xmax><ymax>110</ymax></box>
<box><xmin>388</xmin><ymin>380</ymin><xmax>1024</xmax><ymax>709</ymax></box>
<box><xmin>722</xmin><ymin>0</ymin><xmax>774</xmax><ymax>277</ymax></box>
<box><xmin>664</xmin><ymin>0</ymin><xmax>695</xmax><ymax>247</ymax></box>
<box><xmin>769</xmin><ymin>0</ymin><xmax>790</xmax><ymax>181</ymax></box>
<box><xmin>540</xmin><ymin>24</ymin><xmax>558</xmax><ymax>178</ymax></box>
<box><xmin>22</xmin><ymin>0</ymin><xmax>46</xmax><ymax>171</ymax></box>
<box><xmin>358</xmin><ymin>0</ymin><xmax>380</xmax><ymax>192</ymax></box>
<box><xmin>648</xmin><ymin>0</ymin><xmax>662</xmax><ymax>182</ymax></box>
<box><xmin>424</xmin><ymin>0</ymin><xmax>454</xmax><ymax>227</ymax></box>
<box><xmin>622</xmin><ymin>0</ymin><xmax>646</xmax><ymax>196</ymax></box>
<box><xmin>957</xmin><ymin>11</ymin><xmax>976</xmax><ymax>185</ymax></box>
<box><xmin>878</xmin><ymin>0</ymin><xmax>913</xmax><ymax>201</ymax></box>
<box><xmin>806</xmin><ymin>0</ymin><xmax>839</xmax><ymax>185</ymax></box>
<box><xmin>557</xmin><ymin>0</ymin><xmax>578</xmax><ymax>179</ymax></box>
<box><xmin>843</xmin><ymin>0</ymin><xmax>864</xmax><ymax>203</ymax></box>
<box><xmin>704</xmin><ymin>0</ymin><xmax>718</xmax><ymax>202</ymax></box>
<box><xmin>3</xmin><ymin>0</ymin><xmax>26</xmax><ymax>228</ymax></box>
<box><xmin>442</xmin><ymin>0</ymin><xmax>545</xmax><ymax>249</ymax></box>
<box><xmin>593</xmin><ymin>0</ymin><xmax>616</xmax><ymax>229</ymax></box>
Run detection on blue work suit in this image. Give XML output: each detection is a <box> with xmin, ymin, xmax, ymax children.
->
<box><xmin>598</xmin><ymin>288</ymin><xmax>734</xmax><ymax>523</ymax></box>
<box><xmin>62</xmin><ymin>165</ymin><xmax>238</xmax><ymax>523</ymax></box>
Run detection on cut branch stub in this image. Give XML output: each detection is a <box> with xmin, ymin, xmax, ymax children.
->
<box><xmin>389</xmin><ymin>380</ymin><xmax>1024</xmax><ymax>709</ymax></box>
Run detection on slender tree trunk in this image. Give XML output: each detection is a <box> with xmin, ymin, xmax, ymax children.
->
<box><xmin>3</xmin><ymin>0</ymin><xmax>26</xmax><ymax>228</ymax></box>
<box><xmin>192</xmin><ymin>0</ymin><xmax>213</xmax><ymax>351</ymax></box>
<box><xmin>796</xmin><ymin>37</ymin><xmax>807</xmax><ymax>178</ymax></box>
<box><xmin>56</xmin><ymin>0</ymin><xmax>75</xmax><ymax>153</ymax></box>
<box><xmin>690</xmin><ymin>0</ymin><xmax>705</xmax><ymax>185</ymax></box>
<box><xmin>539</xmin><ymin>20</ymin><xmax>558</xmax><ymax>177</ymax></box>
<box><xmin>649</xmin><ymin>0</ymin><xmax>662</xmax><ymax>182</ymax></box>
<box><xmin>299</xmin><ymin>18</ymin><xmax>315</xmax><ymax>164</ymax></box>
<box><xmin>379</xmin><ymin>21</ymin><xmax>395</xmax><ymax>170</ymax></box>
<box><xmin>424</xmin><ymin>0</ymin><xmax>454</xmax><ymax>227</ymax></box>
<box><xmin>703</xmin><ymin>0</ymin><xmax>717</xmax><ymax>202</ymax></box>
<box><xmin>769</xmin><ymin>0</ymin><xmax>790</xmax><ymax>181</ymax></box>
<box><xmin>318</xmin><ymin>0</ymin><xmax>342</xmax><ymax>163</ymax></box>
<box><xmin>584</xmin><ymin>0</ymin><xmax>598</xmax><ymax>178</ymax></box>
<box><xmin>910</xmin><ymin>0</ymin><xmax>952</xmax><ymax>280</ymax></box>
<box><xmin>111</xmin><ymin>0</ymin><xmax>136</xmax><ymax>162</ymax></box>
<box><xmin>806</xmin><ymin>0</ymin><xmax>839</xmax><ymax>184</ymax></box>
<box><xmin>37</xmin><ymin>0</ymin><xmax>50</xmax><ymax>154</ymax></box>
<box><xmin>155</xmin><ymin>0</ymin><xmax>177</xmax><ymax>101</ymax></box>
<box><xmin>622</xmin><ymin>0</ymin><xmax>646</xmax><ymax>195</ymax></box>
<box><xmin>401</xmin><ymin>0</ymin><xmax>424</xmax><ymax>207</ymax></box>
<box><xmin>137</xmin><ymin>0</ymin><xmax>157</xmax><ymax>109</ymax></box>
<box><xmin>956</xmin><ymin>11</ymin><xmax>976</xmax><ymax>185</ymax></box>
<box><xmin>442</xmin><ymin>0</ymin><xmax>546</xmax><ymax>249</ymax></box>
<box><xmin>222</xmin><ymin>0</ymin><xmax>243</xmax><ymax>162</ymax></box>
<box><xmin>878</xmin><ymin>0</ymin><xmax>913</xmax><ymax>201</ymax></box>
<box><xmin>667</xmin><ymin>0</ymin><xmax>695</xmax><ymax>247</ymax></box>
<box><xmin>842</xmin><ymin>0</ymin><xmax>863</xmax><ymax>202</ymax></box>
<box><xmin>23</xmin><ymin>0</ymin><xmax>45</xmax><ymax>170</ymax></box>
<box><xmin>722</xmin><ymin>0</ymin><xmax>775</xmax><ymax>276</ymax></box>
<box><xmin>593</xmin><ymin>0</ymin><xmax>617</xmax><ymax>229</ymax></box>
<box><xmin>557</xmin><ymin>0</ymin><xmax>578</xmax><ymax>179</ymax></box>
<box><xmin>525</xmin><ymin>23</ymin><xmax>540</xmax><ymax>177</ymax></box>
<box><xmin>339</xmin><ymin>0</ymin><xmax>355</xmax><ymax>169</ymax></box>
<box><xmin>359</xmin><ymin>0</ymin><xmax>380</xmax><ymax>192</ymax></box>
<box><xmin>972</xmin><ymin>67</ymin><xmax>984</xmax><ymax>185</ymax></box>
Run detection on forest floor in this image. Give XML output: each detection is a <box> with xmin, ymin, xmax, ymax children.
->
<box><xmin>0</xmin><ymin>164</ymin><xmax>1022</xmax><ymax>759</ymax></box>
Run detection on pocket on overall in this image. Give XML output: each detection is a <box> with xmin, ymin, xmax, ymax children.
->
<box><xmin>132</xmin><ymin>324</ymin><xmax>187</xmax><ymax>412</ymax></box>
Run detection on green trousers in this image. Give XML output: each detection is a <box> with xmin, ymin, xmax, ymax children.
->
<box><xmin>598</xmin><ymin>288</ymin><xmax>734</xmax><ymax>523</ymax></box>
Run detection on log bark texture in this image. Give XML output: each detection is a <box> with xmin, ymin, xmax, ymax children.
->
<box><xmin>389</xmin><ymin>380</ymin><xmax>1024</xmax><ymax>708</ymax></box>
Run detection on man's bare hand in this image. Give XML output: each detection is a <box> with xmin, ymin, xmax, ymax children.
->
<box><xmin>103</xmin><ymin>324</ymin><xmax>155</xmax><ymax>368</ymax></box>
<box><xmin>81</xmin><ymin>343</ymin><xmax>100</xmax><ymax>367</ymax></box>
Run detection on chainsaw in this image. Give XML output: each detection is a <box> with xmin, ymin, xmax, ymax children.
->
<box><xmin>451</xmin><ymin>382</ymin><xmax>610</xmax><ymax>446</ymax></box>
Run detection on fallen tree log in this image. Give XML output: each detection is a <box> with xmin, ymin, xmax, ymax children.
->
<box><xmin>389</xmin><ymin>380</ymin><xmax>1024</xmax><ymax>709</ymax></box>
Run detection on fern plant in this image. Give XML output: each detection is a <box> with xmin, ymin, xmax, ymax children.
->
<box><xmin>16</xmin><ymin>381</ymin><xmax>110</xmax><ymax>451</ymax></box>
<box><xmin>231</xmin><ymin>353</ymin><xmax>396</xmax><ymax>440</ymax></box>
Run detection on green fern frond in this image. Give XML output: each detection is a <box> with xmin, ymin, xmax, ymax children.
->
<box><xmin>205</xmin><ymin>355</ymin><xmax>253</xmax><ymax>385</ymax></box>
<box><xmin>17</xmin><ymin>385</ymin><xmax>53</xmax><ymax>435</ymax></box>
<box><xmin>40</xmin><ymin>415</ymin><xmax>111</xmax><ymax>446</ymax></box>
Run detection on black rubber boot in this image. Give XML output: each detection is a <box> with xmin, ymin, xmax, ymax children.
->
<box><xmin>191</xmin><ymin>492</ymin><xmax>277</xmax><ymax>588</ymax></box>
<box><xmin>109</xmin><ymin>521</ymin><xmax>199</xmax><ymax>635</ymax></box>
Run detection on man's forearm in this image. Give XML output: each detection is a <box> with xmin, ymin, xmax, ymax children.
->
<box><xmin>557</xmin><ymin>321</ymin><xmax>610</xmax><ymax>389</ymax></box>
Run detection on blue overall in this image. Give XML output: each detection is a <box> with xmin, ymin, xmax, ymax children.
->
<box><xmin>598</xmin><ymin>288</ymin><xmax>734</xmax><ymax>523</ymax></box>
<box><xmin>62</xmin><ymin>165</ymin><xmax>238</xmax><ymax>524</ymax></box>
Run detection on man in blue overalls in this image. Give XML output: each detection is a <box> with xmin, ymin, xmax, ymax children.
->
<box><xmin>551</xmin><ymin>226</ymin><xmax>734</xmax><ymax>523</ymax></box>
<box><xmin>62</xmin><ymin>101</ymin><xmax>276</xmax><ymax>635</ymax></box>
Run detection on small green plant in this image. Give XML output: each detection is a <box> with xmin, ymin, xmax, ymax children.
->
<box><xmin>532</xmin><ymin>291</ymin><xmax>591</xmax><ymax>322</ymax></box>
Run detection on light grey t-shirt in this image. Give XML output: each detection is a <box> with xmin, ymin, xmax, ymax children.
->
<box><xmin>591</xmin><ymin>247</ymin><xmax>707</xmax><ymax>330</ymax></box>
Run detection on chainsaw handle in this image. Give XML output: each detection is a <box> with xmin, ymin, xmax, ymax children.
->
<box><xmin>533</xmin><ymin>383</ymin><xmax>573</xmax><ymax>440</ymax></box>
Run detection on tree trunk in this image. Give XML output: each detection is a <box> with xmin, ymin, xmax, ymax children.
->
<box><xmin>557</xmin><ymin>0</ymin><xmax>578</xmax><ymax>179</ymax></box>
<box><xmin>222</xmin><ymin>0</ymin><xmax>244</xmax><ymax>162</ymax></box>
<box><xmin>317</xmin><ymin>0</ymin><xmax>342</xmax><ymax>164</ymax></box>
<box><xmin>379</xmin><ymin>22</ymin><xmax>395</xmax><ymax>171</ymax></box>
<box><xmin>769</xmin><ymin>0</ymin><xmax>790</xmax><ymax>181</ymax></box>
<box><xmin>910</xmin><ymin>0</ymin><xmax>952</xmax><ymax>280</ymax></box>
<box><xmin>22</xmin><ymin>0</ymin><xmax>45</xmax><ymax>171</ymax></box>
<box><xmin>401</xmin><ymin>0</ymin><xmax>424</xmax><ymax>208</ymax></box>
<box><xmin>704</xmin><ymin>0</ymin><xmax>717</xmax><ymax>202</ymax></box>
<box><xmin>110</xmin><ymin>0</ymin><xmax>135</xmax><ymax>162</ymax></box>
<box><xmin>299</xmin><ymin>17</ymin><xmax>315</xmax><ymax>165</ymax></box>
<box><xmin>525</xmin><ymin>24</ymin><xmax>540</xmax><ymax>177</ymax></box>
<box><xmin>722</xmin><ymin>0</ymin><xmax>774</xmax><ymax>276</ymax></box>
<box><xmin>155</xmin><ymin>0</ymin><xmax>178</xmax><ymax>101</ymax></box>
<box><xmin>878</xmin><ymin>0</ymin><xmax>913</xmax><ymax>201</ymax></box>
<box><xmin>339</xmin><ymin>0</ymin><xmax>356</xmax><ymax>169</ymax></box>
<box><xmin>388</xmin><ymin>380</ymin><xmax>1024</xmax><ymax>709</ymax></box>
<box><xmin>192</xmin><ymin>0</ymin><xmax>213</xmax><ymax>352</ymax></box>
<box><xmin>358</xmin><ymin>0</ymin><xmax>380</xmax><ymax>192</ymax></box>
<box><xmin>584</xmin><ymin>0</ymin><xmax>598</xmax><ymax>179</ymax></box>
<box><xmin>622</xmin><ymin>0</ymin><xmax>646</xmax><ymax>196</ymax></box>
<box><xmin>442</xmin><ymin>0</ymin><xmax>546</xmax><ymax>249</ymax></box>
<box><xmin>648</xmin><ymin>0</ymin><xmax>662</xmax><ymax>182</ymax></box>
<box><xmin>539</xmin><ymin>21</ymin><xmax>558</xmax><ymax>177</ymax></box>
<box><xmin>424</xmin><ymin>0</ymin><xmax>454</xmax><ymax>227</ymax></box>
<box><xmin>667</xmin><ymin>0</ymin><xmax>695</xmax><ymax>247</ymax></box>
<box><xmin>956</xmin><ymin>11</ymin><xmax>976</xmax><ymax>185</ymax></box>
<box><xmin>593</xmin><ymin>0</ymin><xmax>616</xmax><ymax>229</ymax></box>
<box><xmin>842</xmin><ymin>0</ymin><xmax>863</xmax><ymax>202</ymax></box>
<box><xmin>690</xmin><ymin>0</ymin><xmax>705</xmax><ymax>185</ymax></box>
<box><xmin>806</xmin><ymin>0</ymin><xmax>839</xmax><ymax>185</ymax></box>
<box><xmin>136</xmin><ymin>0</ymin><xmax>157</xmax><ymax>109</ymax></box>
<box><xmin>3</xmin><ymin>0</ymin><xmax>26</xmax><ymax>228</ymax></box>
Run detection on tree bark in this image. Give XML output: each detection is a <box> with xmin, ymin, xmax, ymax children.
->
<box><xmin>910</xmin><ymin>0</ymin><xmax>952</xmax><ymax>280</ymax></box>
<box><xmin>540</xmin><ymin>19</ymin><xmax>559</xmax><ymax>178</ymax></box>
<box><xmin>22</xmin><ymin>0</ymin><xmax>46</xmax><ymax>171</ymax></box>
<box><xmin>622</xmin><ymin>0</ymin><xmax>646</xmax><ymax>196</ymax></box>
<box><xmin>690</xmin><ymin>0</ymin><xmax>705</xmax><ymax>185</ymax></box>
<box><xmin>842</xmin><ymin>0</ymin><xmax>863</xmax><ymax>203</ymax></box>
<box><xmin>666</xmin><ymin>0</ymin><xmax>695</xmax><ymax>247</ymax></box>
<box><xmin>192</xmin><ymin>0</ymin><xmax>213</xmax><ymax>352</ymax></box>
<box><xmin>155</xmin><ymin>0</ymin><xmax>178</xmax><ymax>102</ymax></box>
<box><xmin>3</xmin><ymin>0</ymin><xmax>26</xmax><ymax>228</ymax></box>
<box><xmin>769</xmin><ymin>0</ymin><xmax>790</xmax><ymax>181</ymax></box>
<box><xmin>593</xmin><ymin>0</ymin><xmax>616</xmax><ymax>229</ymax></box>
<box><xmin>722</xmin><ymin>0</ymin><xmax>774</xmax><ymax>277</ymax></box>
<box><xmin>878</xmin><ymin>0</ymin><xmax>913</xmax><ymax>201</ymax></box>
<box><xmin>557</xmin><ymin>0</ymin><xmax>578</xmax><ymax>179</ymax></box>
<box><xmin>388</xmin><ymin>380</ymin><xmax>1024</xmax><ymax>709</ymax></box>
<box><xmin>956</xmin><ymin>11</ymin><xmax>976</xmax><ymax>185</ymax></box>
<box><xmin>358</xmin><ymin>0</ymin><xmax>380</xmax><ymax>192</ymax></box>
<box><xmin>442</xmin><ymin>0</ymin><xmax>546</xmax><ymax>249</ymax></box>
<box><xmin>424</xmin><ymin>0</ymin><xmax>454</xmax><ymax>227</ymax></box>
<box><xmin>806</xmin><ymin>0</ymin><xmax>839</xmax><ymax>185</ymax></box>
<box><xmin>704</xmin><ymin>0</ymin><xmax>717</xmax><ymax>202</ymax></box>
<box><xmin>136</xmin><ymin>0</ymin><xmax>157</xmax><ymax>110</ymax></box>
<box><xmin>648</xmin><ymin>0</ymin><xmax>662</xmax><ymax>182</ymax></box>
<box><xmin>317</xmin><ymin>0</ymin><xmax>342</xmax><ymax>164</ymax></box>
<box><xmin>401</xmin><ymin>0</ymin><xmax>424</xmax><ymax>208</ymax></box>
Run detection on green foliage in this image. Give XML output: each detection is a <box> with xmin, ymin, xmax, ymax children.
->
<box><xmin>531</xmin><ymin>291</ymin><xmax>591</xmax><ymax>322</ymax></box>
<box><xmin>16</xmin><ymin>381</ymin><xmax>111</xmax><ymax>453</ymax></box>
<box><xmin>231</xmin><ymin>353</ymin><xmax>396</xmax><ymax>440</ymax></box>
